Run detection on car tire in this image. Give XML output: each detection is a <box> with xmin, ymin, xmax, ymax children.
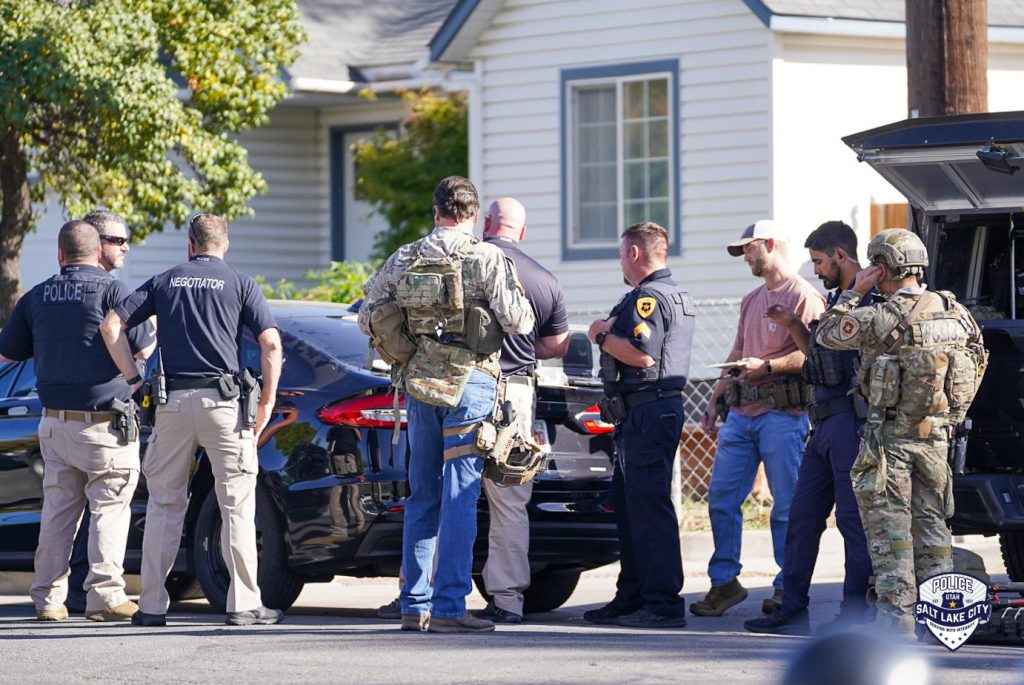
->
<box><xmin>192</xmin><ymin>483</ymin><xmax>305</xmax><ymax>613</ymax></box>
<box><xmin>165</xmin><ymin>573</ymin><xmax>204</xmax><ymax>602</ymax></box>
<box><xmin>1000</xmin><ymin>532</ymin><xmax>1024</xmax><ymax>585</ymax></box>
<box><xmin>473</xmin><ymin>568</ymin><xmax>581</xmax><ymax>613</ymax></box>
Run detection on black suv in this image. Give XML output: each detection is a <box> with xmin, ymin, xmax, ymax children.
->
<box><xmin>0</xmin><ymin>301</ymin><xmax>618</xmax><ymax>612</ymax></box>
<box><xmin>845</xmin><ymin>111</ymin><xmax>1024</xmax><ymax>579</ymax></box>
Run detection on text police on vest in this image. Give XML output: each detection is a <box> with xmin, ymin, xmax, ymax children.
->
<box><xmin>43</xmin><ymin>282</ymin><xmax>85</xmax><ymax>303</ymax></box>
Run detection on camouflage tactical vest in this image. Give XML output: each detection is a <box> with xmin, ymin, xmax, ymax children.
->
<box><xmin>860</xmin><ymin>291</ymin><xmax>987</xmax><ymax>436</ymax></box>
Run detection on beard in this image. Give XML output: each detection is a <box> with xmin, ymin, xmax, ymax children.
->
<box><xmin>819</xmin><ymin>272</ymin><xmax>840</xmax><ymax>290</ymax></box>
<box><xmin>748</xmin><ymin>257</ymin><xmax>766</xmax><ymax>278</ymax></box>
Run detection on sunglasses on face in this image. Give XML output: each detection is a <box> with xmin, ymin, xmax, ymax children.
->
<box><xmin>100</xmin><ymin>235</ymin><xmax>128</xmax><ymax>246</ymax></box>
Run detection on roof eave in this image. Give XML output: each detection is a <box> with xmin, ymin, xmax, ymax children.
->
<box><xmin>429</xmin><ymin>0</ymin><xmax>505</xmax><ymax>64</ymax></box>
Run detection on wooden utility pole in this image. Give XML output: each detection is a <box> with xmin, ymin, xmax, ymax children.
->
<box><xmin>906</xmin><ymin>0</ymin><xmax>988</xmax><ymax>116</ymax></box>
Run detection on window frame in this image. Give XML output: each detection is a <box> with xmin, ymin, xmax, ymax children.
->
<box><xmin>560</xmin><ymin>59</ymin><xmax>681</xmax><ymax>261</ymax></box>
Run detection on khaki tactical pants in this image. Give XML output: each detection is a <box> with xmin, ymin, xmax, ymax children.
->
<box><xmin>30</xmin><ymin>413</ymin><xmax>140</xmax><ymax>612</ymax></box>
<box><xmin>851</xmin><ymin>421</ymin><xmax>953</xmax><ymax>629</ymax></box>
<box><xmin>139</xmin><ymin>388</ymin><xmax>260</xmax><ymax>615</ymax></box>
<box><xmin>481</xmin><ymin>376</ymin><xmax>536</xmax><ymax>615</ymax></box>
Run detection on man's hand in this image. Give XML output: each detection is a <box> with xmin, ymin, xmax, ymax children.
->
<box><xmin>735</xmin><ymin>356</ymin><xmax>768</xmax><ymax>380</ymax></box>
<box><xmin>852</xmin><ymin>265</ymin><xmax>884</xmax><ymax>295</ymax></box>
<box><xmin>587</xmin><ymin>316</ymin><xmax>617</xmax><ymax>343</ymax></box>
<box><xmin>765</xmin><ymin>305</ymin><xmax>797</xmax><ymax>328</ymax></box>
<box><xmin>700</xmin><ymin>401</ymin><xmax>718</xmax><ymax>434</ymax></box>
<box><xmin>254</xmin><ymin>403</ymin><xmax>273</xmax><ymax>440</ymax></box>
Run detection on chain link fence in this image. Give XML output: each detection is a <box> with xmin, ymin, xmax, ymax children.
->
<box><xmin>568</xmin><ymin>298</ymin><xmax>775</xmax><ymax>530</ymax></box>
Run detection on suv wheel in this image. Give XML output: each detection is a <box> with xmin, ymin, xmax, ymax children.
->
<box><xmin>192</xmin><ymin>483</ymin><xmax>306</xmax><ymax>612</ymax></box>
<box><xmin>473</xmin><ymin>568</ymin><xmax>582</xmax><ymax>613</ymax></box>
<box><xmin>1000</xmin><ymin>532</ymin><xmax>1024</xmax><ymax>582</ymax></box>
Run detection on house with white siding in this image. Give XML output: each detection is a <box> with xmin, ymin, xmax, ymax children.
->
<box><xmin>430</xmin><ymin>0</ymin><xmax>1024</xmax><ymax>311</ymax></box>
<box><xmin>18</xmin><ymin>0</ymin><xmax>1024</xmax><ymax>311</ymax></box>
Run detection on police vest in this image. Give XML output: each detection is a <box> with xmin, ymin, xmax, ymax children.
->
<box><xmin>32</xmin><ymin>269</ymin><xmax>129</xmax><ymax>409</ymax></box>
<box><xmin>803</xmin><ymin>320</ymin><xmax>859</xmax><ymax>388</ymax></box>
<box><xmin>616</xmin><ymin>279</ymin><xmax>694</xmax><ymax>391</ymax></box>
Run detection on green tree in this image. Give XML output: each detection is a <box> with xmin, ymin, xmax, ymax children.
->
<box><xmin>258</xmin><ymin>260</ymin><xmax>376</xmax><ymax>304</ymax></box>
<box><xmin>352</xmin><ymin>89</ymin><xmax>468</xmax><ymax>259</ymax></box>
<box><xmin>0</xmin><ymin>0</ymin><xmax>304</xmax><ymax>317</ymax></box>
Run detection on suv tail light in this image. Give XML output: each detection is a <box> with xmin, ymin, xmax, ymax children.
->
<box><xmin>317</xmin><ymin>392</ymin><xmax>407</xmax><ymax>429</ymax></box>
<box><xmin>576</xmin><ymin>404</ymin><xmax>615</xmax><ymax>434</ymax></box>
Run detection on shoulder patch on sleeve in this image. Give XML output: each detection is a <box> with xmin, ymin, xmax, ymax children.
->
<box><xmin>839</xmin><ymin>316</ymin><xmax>860</xmax><ymax>341</ymax></box>
<box><xmin>636</xmin><ymin>297</ymin><xmax>657</xmax><ymax>318</ymax></box>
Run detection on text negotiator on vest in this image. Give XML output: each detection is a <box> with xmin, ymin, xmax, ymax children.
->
<box><xmin>99</xmin><ymin>212</ymin><xmax>284</xmax><ymax>627</ymax></box>
<box><xmin>0</xmin><ymin>220</ymin><xmax>152</xmax><ymax>622</ymax></box>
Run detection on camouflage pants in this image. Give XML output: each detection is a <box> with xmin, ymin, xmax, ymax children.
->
<box><xmin>851</xmin><ymin>421</ymin><xmax>954</xmax><ymax>627</ymax></box>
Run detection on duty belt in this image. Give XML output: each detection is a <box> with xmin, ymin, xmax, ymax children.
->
<box><xmin>620</xmin><ymin>388</ymin><xmax>682</xmax><ymax>410</ymax></box>
<box><xmin>728</xmin><ymin>377</ymin><xmax>810</xmax><ymax>410</ymax></box>
<box><xmin>807</xmin><ymin>396</ymin><xmax>853</xmax><ymax>425</ymax></box>
<box><xmin>43</xmin><ymin>408</ymin><xmax>115</xmax><ymax>423</ymax></box>
<box><xmin>166</xmin><ymin>377</ymin><xmax>222</xmax><ymax>391</ymax></box>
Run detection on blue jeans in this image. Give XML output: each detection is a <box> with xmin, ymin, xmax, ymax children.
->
<box><xmin>400</xmin><ymin>370</ymin><xmax>495</xmax><ymax>618</ymax></box>
<box><xmin>707</xmin><ymin>410</ymin><xmax>807</xmax><ymax>589</ymax></box>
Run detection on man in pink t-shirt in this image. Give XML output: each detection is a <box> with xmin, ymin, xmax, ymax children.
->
<box><xmin>691</xmin><ymin>220</ymin><xmax>825</xmax><ymax>618</ymax></box>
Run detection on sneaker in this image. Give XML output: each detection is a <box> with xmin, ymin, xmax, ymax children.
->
<box><xmin>615</xmin><ymin>609</ymin><xmax>688</xmax><ymax>629</ymax></box>
<box><xmin>474</xmin><ymin>602</ymin><xmax>522</xmax><ymax>624</ymax></box>
<box><xmin>427</xmin><ymin>613</ymin><xmax>496</xmax><ymax>633</ymax></box>
<box><xmin>225</xmin><ymin>606</ymin><xmax>283</xmax><ymax>626</ymax></box>
<box><xmin>401</xmin><ymin>612</ymin><xmax>429</xmax><ymax>632</ymax></box>
<box><xmin>744</xmin><ymin>608</ymin><xmax>811</xmax><ymax>635</ymax></box>
<box><xmin>86</xmin><ymin>600</ymin><xmax>138</xmax><ymax>622</ymax></box>
<box><xmin>762</xmin><ymin>588</ymin><xmax>784</xmax><ymax>614</ymax></box>
<box><xmin>36</xmin><ymin>605</ymin><xmax>69</xmax><ymax>621</ymax></box>
<box><xmin>378</xmin><ymin>597</ymin><xmax>402</xmax><ymax>620</ymax></box>
<box><xmin>690</xmin><ymin>578</ymin><xmax>748</xmax><ymax>617</ymax></box>
<box><xmin>582</xmin><ymin>601</ymin><xmax>643</xmax><ymax>625</ymax></box>
<box><xmin>130</xmin><ymin>611</ymin><xmax>166</xmax><ymax>627</ymax></box>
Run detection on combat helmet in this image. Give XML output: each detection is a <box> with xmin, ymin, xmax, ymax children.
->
<box><xmin>866</xmin><ymin>228</ymin><xmax>928</xmax><ymax>280</ymax></box>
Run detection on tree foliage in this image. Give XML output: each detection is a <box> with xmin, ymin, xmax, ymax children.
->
<box><xmin>258</xmin><ymin>260</ymin><xmax>377</xmax><ymax>304</ymax></box>
<box><xmin>351</xmin><ymin>89</ymin><xmax>468</xmax><ymax>259</ymax></box>
<box><xmin>0</xmin><ymin>0</ymin><xmax>304</xmax><ymax>315</ymax></box>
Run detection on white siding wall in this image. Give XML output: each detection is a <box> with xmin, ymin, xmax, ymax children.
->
<box><xmin>773</xmin><ymin>34</ymin><xmax>1024</xmax><ymax>286</ymax></box>
<box><xmin>20</xmin><ymin>106</ymin><xmax>329</xmax><ymax>290</ymax></box>
<box><xmin>469</xmin><ymin>0</ymin><xmax>775</xmax><ymax>310</ymax></box>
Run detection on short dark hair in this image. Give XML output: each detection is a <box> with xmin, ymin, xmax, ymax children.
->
<box><xmin>621</xmin><ymin>221</ymin><xmax>669</xmax><ymax>260</ymax></box>
<box><xmin>58</xmin><ymin>220</ymin><xmax>101</xmax><ymax>262</ymax></box>
<box><xmin>82</xmin><ymin>209</ymin><xmax>126</xmax><ymax>235</ymax></box>
<box><xmin>433</xmin><ymin>176</ymin><xmax>479</xmax><ymax>223</ymax></box>
<box><xmin>187</xmin><ymin>213</ymin><xmax>228</xmax><ymax>252</ymax></box>
<box><xmin>804</xmin><ymin>220</ymin><xmax>857</xmax><ymax>258</ymax></box>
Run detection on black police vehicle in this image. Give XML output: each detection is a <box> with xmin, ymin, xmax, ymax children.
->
<box><xmin>845</xmin><ymin>110</ymin><xmax>1024</xmax><ymax>580</ymax></box>
<box><xmin>0</xmin><ymin>300</ymin><xmax>617</xmax><ymax>612</ymax></box>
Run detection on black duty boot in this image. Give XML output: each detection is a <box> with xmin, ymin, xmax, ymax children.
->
<box><xmin>744</xmin><ymin>607</ymin><xmax>811</xmax><ymax>635</ymax></box>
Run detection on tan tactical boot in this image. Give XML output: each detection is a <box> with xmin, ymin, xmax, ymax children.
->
<box><xmin>427</xmin><ymin>613</ymin><xmax>496</xmax><ymax>633</ymax></box>
<box><xmin>690</xmin><ymin>578</ymin><xmax>748</xmax><ymax>617</ymax></box>
<box><xmin>86</xmin><ymin>600</ymin><xmax>139</xmax><ymax>622</ymax></box>
<box><xmin>761</xmin><ymin>588</ymin><xmax>784</xmax><ymax>614</ymax></box>
<box><xmin>36</xmin><ymin>605</ymin><xmax>69</xmax><ymax>621</ymax></box>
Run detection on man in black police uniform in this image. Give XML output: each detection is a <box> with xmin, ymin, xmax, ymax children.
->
<box><xmin>65</xmin><ymin>209</ymin><xmax>156</xmax><ymax>614</ymax></box>
<box><xmin>585</xmin><ymin>221</ymin><xmax>695</xmax><ymax>628</ymax></box>
<box><xmin>100</xmin><ymin>213</ymin><xmax>283</xmax><ymax>627</ymax></box>
<box><xmin>0</xmin><ymin>221</ymin><xmax>149</xmax><ymax>622</ymax></box>
<box><xmin>476</xmin><ymin>196</ymin><xmax>569</xmax><ymax>623</ymax></box>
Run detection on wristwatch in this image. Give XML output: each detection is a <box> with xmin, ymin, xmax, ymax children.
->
<box><xmin>764</xmin><ymin>359</ymin><xmax>773</xmax><ymax>375</ymax></box>
<box><xmin>595</xmin><ymin>331</ymin><xmax>608</xmax><ymax>349</ymax></box>
<box><xmin>127</xmin><ymin>374</ymin><xmax>143</xmax><ymax>386</ymax></box>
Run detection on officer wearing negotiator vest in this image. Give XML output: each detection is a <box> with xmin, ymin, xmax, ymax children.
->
<box><xmin>100</xmin><ymin>213</ymin><xmax>284</xmax><ymax>628</ymax></box>
<box><xmin>0</xmin><ymin>221</ymin><xmax>151</xmax><ymax>623</ymax></box>
<box><xmin>585</xmin><ymin>221</ymin><xmax>695</xmax><ymax>629</ymax></box>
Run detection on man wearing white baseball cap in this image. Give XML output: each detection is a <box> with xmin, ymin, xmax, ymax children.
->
<box><xmin>691</xmin><ymin>219</ymin><xmax>824</xmax><ymax>618</ymax></box>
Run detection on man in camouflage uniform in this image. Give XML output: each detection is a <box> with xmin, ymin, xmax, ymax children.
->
<box><xmin>361</xmin><ymin>176</ymin><xmax>534</xmax><ymax>633</ymax></box>
<box><xmin>816</xmin><ymin>228</ymin><xmax>985</xmax><ymax>634</ymax></box>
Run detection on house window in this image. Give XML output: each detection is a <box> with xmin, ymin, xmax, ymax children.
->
<box><xmin>561</xmin><ymin>60</ymin><xmax>679</xmax><ymax>260</ymax></box>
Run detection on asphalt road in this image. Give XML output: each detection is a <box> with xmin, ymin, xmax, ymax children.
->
<box><xmin>1</xmin><ymin>531</ymin><xmax>1022</xmax><ymax>684</ymax></box>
